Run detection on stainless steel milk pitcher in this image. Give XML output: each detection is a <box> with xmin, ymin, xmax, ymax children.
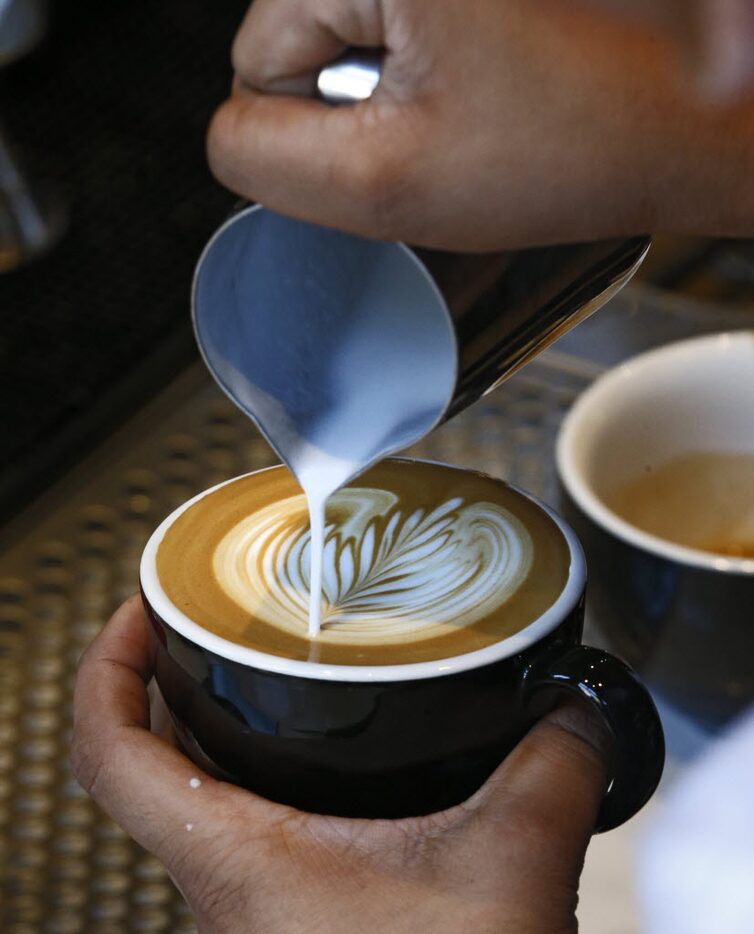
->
<box><xmin>192</xmin><ymin>54</ymin><xmax>650</xmax><ymax>486</ymax></box>
<box><xmin>314</xmin><ymin>52</ymin><xmax>650</xmax><ymax>418</ymax></box>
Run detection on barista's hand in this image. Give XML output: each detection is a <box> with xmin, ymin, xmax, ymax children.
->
<box><xmin>207</xmin><ymin>0</ymin><xmax>754</xmax><ymax>251</ymax></box>
<box><xmin>71</xmin><ymin>597</ymin><xmax>610</xmax><ymax>934</ymax></box>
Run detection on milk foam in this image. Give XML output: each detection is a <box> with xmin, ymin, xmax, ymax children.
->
<box><xmin>213</xmin><ymin>488</ymin><xmax>533</xmax><ymax>643</ymax></box>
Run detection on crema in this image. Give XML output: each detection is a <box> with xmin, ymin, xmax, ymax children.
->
<box><xmin>156</xmin><ymin>460</ymin><xmax>570</xmax><ymax>665</ymax></box>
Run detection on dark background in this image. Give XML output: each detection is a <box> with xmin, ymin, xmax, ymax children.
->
<box><xmin>3</xmin><ymin>0</ymin><xmax>754</xmax><ymax>527</ymax></box>
<box><xmin>0</xmin><ymin>0</ymin><xmax>248</xmax><ymax>523</ymax></box>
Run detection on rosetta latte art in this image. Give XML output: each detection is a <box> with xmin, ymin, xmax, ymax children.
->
<box><xmin>213</xmin><ymin>489</ymin><xmax>534</xmax><ymax>642</ymax></box>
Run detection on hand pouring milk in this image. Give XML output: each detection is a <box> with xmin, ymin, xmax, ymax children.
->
<box><xmin>192</xmin><ymin>55</ymin><xmax>649</xmax><ymax>640</ymax></box>
<box><xmin>193</xmin><ymin>204</ymin><xmax>649</xmax><ymax>637</ymax></box>
<box><xmin>193</xmin><ymin>205</ymin><xmax>457</xmax><ymax>636</ymax></box>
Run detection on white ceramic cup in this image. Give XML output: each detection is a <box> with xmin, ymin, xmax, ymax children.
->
<box><xmin>557</xmin><ymin>331</ymin><xmax>754</xmax><ymax>729</ymax></box>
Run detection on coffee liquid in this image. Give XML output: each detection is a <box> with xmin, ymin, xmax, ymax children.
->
<box><xmin>156</xmin><ymin>461</ymin><xmax>570</xmax><ymax>665</ymax></box>
<box><xmin>604</xmin><ymin>451</ymin><xmax>754</xmax><ymax>558</ymax></box>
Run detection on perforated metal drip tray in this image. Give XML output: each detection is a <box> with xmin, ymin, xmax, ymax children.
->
<box><xmin>1</xmin><ymin>284</ymin><xmax>751</xmax><ymax>931</ymax></box>
<box><xmin>0</xmin><ymin>344</ymin><xmax>593</xmax><ymax>930</ymax></box>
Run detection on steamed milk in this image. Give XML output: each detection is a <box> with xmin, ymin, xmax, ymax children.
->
<box><xmin>291</xmin><ymin>449</ymin><xmax>360</xmax><ymax>638</ymax></box>
<box><xmin>156</xmin><ymin>460</ymin><xmax>570</xmax><ymax>665</ymax></box>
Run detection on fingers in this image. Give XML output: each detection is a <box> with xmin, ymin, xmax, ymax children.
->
<box><xmin>468</xmin><ymin>704</ymin><xmax>611</xmax><ymax>873</ymax></box>
<box><xmin>71</xmin><ymin>597</ymin><xmax>242</xmax><ymax>866</ymax></box>
<box><xmin>231</xmin><ymin>0</ymin><xmax>383</xmax><ymax>93</ymax></box>
<box><xmin>209</xmin><ymin>0</ymin><xmax>425</xmax><ymax>238</ymax></box>
<box><xmin>207</xmin><ymin>89</ymin><xmax>420</xmax><ymax>239</ymax></box>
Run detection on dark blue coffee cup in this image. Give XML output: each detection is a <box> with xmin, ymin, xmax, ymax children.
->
<box><xmin>557</xmin><ymin>333</ymin><xmax>754</xmax><ymax>730</ymax></box>
<box><xmin>140</xmin><ymin>465</ymin><xmax>664</xmax><ymax>830</ymax></box>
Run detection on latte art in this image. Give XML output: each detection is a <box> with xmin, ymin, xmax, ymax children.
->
<box><xmin>155</xmin><ymin>461</ymin><xmax>570</xmax><ymax>664</ymax></box>
<box><xmin>214</xmin><ymin>490</ymin><xmax>533</xmax><ymax>642</ymax></box>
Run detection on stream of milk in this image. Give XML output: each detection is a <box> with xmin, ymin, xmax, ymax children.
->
<box><xmin>307</xmin><ymin>495</ymin><xmax>325</xmax><ymax>637</ymax></box>
<box><xmin>194</xmin><ymin>211</ymin><xmax>460</xmax><ymax>641</ymax></box>
<box><xmin>294</xmin><ymin>449</ymin><xmax>360</xmax><ymax>638</ymax></box>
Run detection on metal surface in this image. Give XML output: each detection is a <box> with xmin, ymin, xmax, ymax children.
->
<box><xmin>0</xmin><ymin>0</ymin><xmax>61</xmax><ymax>274</ymax></box>
<box><xmin>3</xmin><ymin>284</ymin><xmax>752</xmax><ymax>928</ymax></box>
<box><xmin>0</xmin><ymin>0</ymin><xmax>246</xmax><ymax>525</ymax></box>
<box><xmin>424</xmin><ymin>237</ymin><xmax>650</xmax><ymax>418</ymax></box>
<box><xmin>191</xmin><ymin>55</ymin><xmax>647</xmax><ymax>493</ymax></box>
<box><xmin>316</xmin><ymin>51</ymin><xmax>652</xmax><ymax>420</ymax></box>
<box><xmin>192</xmin><ymin>204</ymin><xmax>458</xmax><ymax>491</ymax></box>
<box><xmin>193</xmin><ymin>201</ymin><xmax>648</xmax><ymax>490</ymax></box>
<box><xmin>0</xmin><ymin>343</ymin><xmax>593</xmax><ymax>932</ymax></box>
<box><xmin>317</xmin><ymin>51</ymin><xmax>381</xmax><ymax>103</ymax></box>
<box><xmin>0</xmin><ymin>128</ymin><xmax>67</xmax><ymax>273</ymax></box>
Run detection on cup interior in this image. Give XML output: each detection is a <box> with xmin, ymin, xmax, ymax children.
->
<box><xmin>140</xmin><ymin>460</ymin><xmax>586</xmax><ymax>683</ymax></box>
<box><xmin>557</xmin><ymin>331</ymin><xmax>754</xmax><ymax>572</ymax></box>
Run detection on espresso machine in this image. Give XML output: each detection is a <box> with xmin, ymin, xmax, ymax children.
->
<box><xmin>2</xmin><ymin>6</ymin><xmax>753</xmax><ymax>932</ymax></box>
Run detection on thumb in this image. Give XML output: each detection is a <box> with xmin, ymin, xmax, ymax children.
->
<box><xmin>71</xmin><ymin>597</ymin><xmax>285</xmax><ymax>871</ymax></box>
<box><xmin>467</xmin><ymin>704</ymin><xmax>612</xmax><ymax>875</ymax></box>
<box><xmin>207</xmin><ymin>0</ymin><xmax>417</xmax><ymax>237</ymax></box>
<box><xmin>207</xmin><ymin>87</ymin><xmax>418</xmax><ymax>241</ymax></box>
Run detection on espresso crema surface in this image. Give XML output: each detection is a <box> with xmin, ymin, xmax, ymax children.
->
<box><xmin>156</xmin><ymin>461</ymin><xmax>570</xmax><ymax>664</ymax></box>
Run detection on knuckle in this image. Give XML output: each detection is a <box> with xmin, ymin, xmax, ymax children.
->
<box><xmin>229</xmin><ymin>1</ymin><xmax>258</xmax><ymax>81</ymax></box>
<box><xmin>229</xmin><ymin>31</ymin><xmax>246</xmax><ymax>79</ymax></box>
<box><xmin>322</xmin><ymin>0</ymin><xmax>383</xmax><ymax>43</ymax></box>
<box><xmin>75</xmin><ymin>637</ymin><xmax>98</xmax><ymax>674</ymax></box>
<box><xmin>230</xmin><ymin>32</ymin><xmax>258</xmax><ymax>87</ymax></box>
<box><xmin>70</xmin><ymin>722</ymin><xmax>136</xmax><ymax>805</ymax></box>
<box><xmin>69</xmin><ymin>733</ymin><xmax>109</xmax><ymax>799</ymax></box>
<box><xmin>230</xmin><ymin>0</ymin><xmax>297</xmax><ymax>91</ymax></box>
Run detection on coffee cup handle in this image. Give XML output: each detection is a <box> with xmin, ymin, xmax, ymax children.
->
<box><xmin>521</xmin><ymin>644</ymin><xmax>665</xmax><ymax>832</ymax></box>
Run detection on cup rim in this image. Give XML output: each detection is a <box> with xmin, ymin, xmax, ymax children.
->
<box><xmin>556</xmin><ymin>330</ymin><xmax>754</xmax><ymax>576</ymax></box>
<box><xmin>139</xmin><ymin>459</ymin><xmax>586</xmax><ymax>683</ymax></box>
